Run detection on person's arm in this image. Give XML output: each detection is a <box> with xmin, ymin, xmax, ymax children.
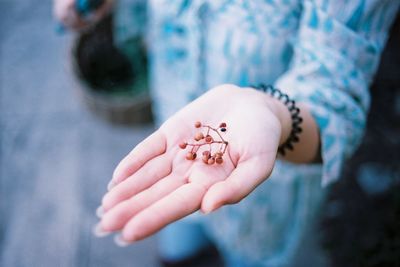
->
<box><xmin>264</xmin><ymin>93</ymin><xmax>321</xmax><ymax>164</ymax></box>
<box><xmin>275</xmin><ymin>0</ymin><xmax>399</xmax><ymax>185</ymax></box>
<box><xmin>95</xmin><ymin>1</ymin><xmax>399</xmax><ymax>244</ymax></box>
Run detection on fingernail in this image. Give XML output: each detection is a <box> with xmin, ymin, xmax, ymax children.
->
<box><xmin>201</xmin><ymin>208</ymin><xmax>209</xmax><ymax>214</ymax></box>
<box><xmin>205</xmin><ymin>209</ymin><xmax>213</xmax><ymax>215</ymax></box>
<box><xmin>201</xmin><ymin>203</ymin><xmax>221</xmax><ymax>214</ymax></box>
<box><xmin>114</xmin><ymin>234</ymin><xmax>130</xmax><ymax>247</ymax></box>
<box><xmin>201</xmin><ymin>206</ymin><xmax>214</xmax><ymax>215</ymax></box>
<box><xmin>96</xmin><ymin>206</ymin><xmax>104</xmax><ymax>218</ymax></box>
<box><xmin>107</xmin><ymin>180</ymin><xmax>116</xmax><ymax>191</ymax></box>
<box><xmin>92</xmin><ymin>223</ymin><xmax>110</xmax><ymax>238</ymax></box>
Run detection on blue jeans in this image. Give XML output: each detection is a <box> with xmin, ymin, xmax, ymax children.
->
<box><xmin>158</xmin><ymin>219</ymin><xmax>212</xmax><ymax>261</ymax></box>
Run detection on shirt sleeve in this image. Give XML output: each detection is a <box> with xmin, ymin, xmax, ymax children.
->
<box><xmin>275</xmin><ymin>0</ymin><xmax>399</xmax><ymax>186</ymax></box>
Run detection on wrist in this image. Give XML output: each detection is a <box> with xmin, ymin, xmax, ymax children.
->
<box><xmin>259</xmin><ymin>91</ymin><xmax>292</xmax><ymax>146</ymax></box>
<box><xmin>249</xmin><ymin>84</ymin><xmax>320</xmax><ymax>163</ymax></box>
<box><xmin>251</xmin><ymin>84</ymin><xmax>311</xmax><ymax>159</ymax></box>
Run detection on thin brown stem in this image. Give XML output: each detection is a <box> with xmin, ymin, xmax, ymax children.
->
<box><xmin>186</xmin><ymin>141</ymin><xmax>226</xmax><ymax>147</ymax></box>
<box><xmin>222</xmin><ymin>142</ymin><xmax>228</xmax><ymax>154</ymax></box>
<box><xmin>182</xmin><ymin>122</ymin><xmax>229</xmax><ymax>164</ymax></box>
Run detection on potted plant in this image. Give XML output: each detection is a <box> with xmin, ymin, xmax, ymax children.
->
<box><xmin>71</xmin><ymin>14</ymin><xmax>152</xmax><ymax>125</ymax></box>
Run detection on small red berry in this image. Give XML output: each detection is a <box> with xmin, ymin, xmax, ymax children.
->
<box><xmin>205</xmin><ymin>135</ymin><xmax>213</xmax><ymax>143</ymax></box>
<box><xmin>182</xmin><ymin>121</ymin><xmax>229</xmax><ymax>164</ymax></box>
<box><xmin>194</xmin><ymin>132</ymin><xmax>204</xmax><ymax>141</ymax></box>
<box><xmin>186</xmin><ymin>152</ymin><xmax>196</xmax><ymax>160</ymax></box>
<box><xmin>179</xmin><ymin>142</ymin><xmax>187</xmax><ymax>149</ymax></box>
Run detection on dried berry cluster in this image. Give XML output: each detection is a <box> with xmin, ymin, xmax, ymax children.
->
<box><xmin>179</xmin><ymin>121</ymin><xmax>228</xmax><ymax>165</ymax></box>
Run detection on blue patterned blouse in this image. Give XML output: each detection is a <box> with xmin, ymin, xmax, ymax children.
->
<box><xmin>128</xmin><ymin>0</ymin><xmax>399</xmax><ymax>265</ymax></box>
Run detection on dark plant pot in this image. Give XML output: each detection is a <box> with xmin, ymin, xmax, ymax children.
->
<box><xmin>71</xmin><ymin>15</ymin><xmax>152</xmax><ymax>125</ymax></box>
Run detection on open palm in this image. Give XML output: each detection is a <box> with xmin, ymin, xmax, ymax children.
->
<box><xmin>98</xmin><ymin>84</ymin><xmax>283</xmax><ymax>243</ymax></box>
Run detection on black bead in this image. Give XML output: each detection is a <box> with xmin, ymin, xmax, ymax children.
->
<box><xmin>251</xmin><ymin>84</ymin><xmax>303</xmax><ymax>157</ymax></box>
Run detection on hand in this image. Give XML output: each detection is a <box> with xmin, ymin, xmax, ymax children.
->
<box><xmin>53</xmin><ymin>0</ymin><xmax>113</xmax><ymax>31</ymax></box>
<box><xmin>97</xmin><ymin>84</ymin><xmax>288</xmax><ymax>244</ymax></box>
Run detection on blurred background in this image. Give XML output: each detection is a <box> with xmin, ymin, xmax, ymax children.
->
<box><xmin>0</xmin><ymin>0</ymin><xmax>160</xmax><ymax>266</ymax></box>
<box><xmin>0</xmin><ymin>0</ymin><xmax>399</xmax><ymax>267</ymax></box>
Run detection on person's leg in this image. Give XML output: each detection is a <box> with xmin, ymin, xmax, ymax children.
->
<box><xmin>158</xmin><ymin>218</ymin><xmax>213</xmax><ymax>262</ymax></box>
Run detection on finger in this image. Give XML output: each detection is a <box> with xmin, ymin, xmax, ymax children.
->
<box><xmin>121</xmin><ymin>169</ymin><xmax>213</xmax><ymax>242</ymax></box>
<box><xmin>101</xmin><ymin>173</ymin><xmax>185</xmax><ymax>232</ymax></box>
<box><xmin>201</xmin><ymin>154</ymin><xmax>275</xmax><ymax>214</ymax></box>
<box><xmin>93</xmin><ymin>0</ymin><xmax>114</xmax><ymax>21</ymax></box>
<box><xmin>61</xmin><ymin>5</ymin><xmax>86</xmax><ymax>29</ymax></box>
<box><xmin>69</xmin><ymin>15</ymin><xmax>88</xmax><ymax>31</ymax></box>
<box><xmin>112</xmin><ymin>131</ymin><xmax>167</xmax><ymax>185</ymax></box>
<box><xmin>102</xmin><ymin>154</ymin><xmax>173</xmax><ymax>211</ymax></box>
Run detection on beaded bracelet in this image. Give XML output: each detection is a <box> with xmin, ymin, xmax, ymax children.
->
<box><xmin>251</xmin><ymin>84</ymin><xmax>303</xmax><ymax>156</ymax></box>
